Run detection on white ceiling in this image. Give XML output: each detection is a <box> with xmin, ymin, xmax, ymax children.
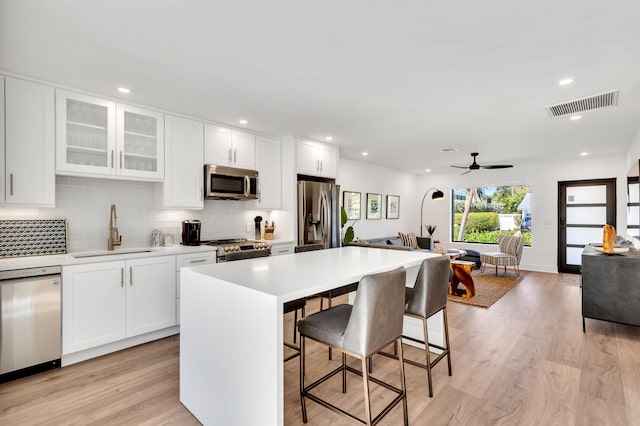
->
<box><xmin>2</xmin><ymin>0</ymin><xmax>640</xmax><ymax>174</ymax></box>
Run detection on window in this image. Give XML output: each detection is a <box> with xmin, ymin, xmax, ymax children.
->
<box><xmin>451</xmin><ymin>185</ymin><xmax>532</xmax><ymax>246</ymax></box>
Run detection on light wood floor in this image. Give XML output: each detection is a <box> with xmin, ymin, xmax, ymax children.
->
<box><xmin>1</xmin><ymin>271</ymin><xmax>639</xmax><ymax>425</ymax></box>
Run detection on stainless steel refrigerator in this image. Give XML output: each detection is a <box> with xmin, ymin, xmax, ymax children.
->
<box><xmin>297</xmin><ymin>179</ymin><xmax>341</xmax><ymax>249</ymax></box>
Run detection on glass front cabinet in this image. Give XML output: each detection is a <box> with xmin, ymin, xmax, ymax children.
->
<box><xmin>56</xmin><ymin>90</ymin><xmax>164</xmax><ymax>181</ymax></box>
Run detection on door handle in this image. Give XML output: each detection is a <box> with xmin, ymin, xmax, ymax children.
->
<box><xmin>234</xmin><ymin>149</ymin><xmax>237</xmax><ymax>164</ymax></box>
<box><xmin>189</xmin><ymin>259</ymin><xmax>207</xmax><ymax>264</ymax></box>
<box><xmin>121</xmin><ymin>268</ymin><xmax>124</xmax><ymax>287</ymax></box>
<box><xmin>228</xmin><ymin>148</ymin><xmax>232</xmax><ymax>163</ymax></box>
<box><xmin>111</xmin><ymin>150</ymin><xmax>114</xmax><ymax>168</ymax></box>
<box><xmin>320</xmin><ymin>160</ymin><xmax>323</xmax><ymax>172</ymax></box>
<box><xmin>9</xmin><ymin>173</ymin><xmax>13</xmax><ymax>196</ymax></box>
<box><xmin>244</xmin><ymin>175</ymin><xmax>250</xmax><ymax>197</ymax></box>
<box><xmin>130</xmin><ymin>267</ymin><xmax>133</xmax><ymax>286</ymax></box>
<box><xmin>120</xmin><ymin>151</ymin><xmax>123</xmax><ymax>169</ymax></box>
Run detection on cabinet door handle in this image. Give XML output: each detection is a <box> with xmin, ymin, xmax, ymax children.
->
<box><xmin>121</xmin><ymin>268</ymin><xmax>124</xmax><ymax>287</ymax></box>
<box><xmin>120</xmin><ymin>151</ymin><xmax>123</xmax><ymax>169</ymax></box>
<box><xmin>189</xmin><ymin>259</ymin><xmax>207</xmax><ymax>264</ymax></box>
<box><xmin>228</xmin><ymin>148</ymin><xmax>232</xmax><ymax>163</ymax></box>
<box><xmin>129</xmin><ymin>267</ymin><xmax>133</xmax><ymax>286</ymax></box>
<box><xmin>320</xmin><ymin>160</ymin><xmax>323</xmax><ymax>171</ymax></box>
<box><xmin>9</xmin><ymin>173</ymin><xmax>13</xmax><ymax>196</ymax></box>
<box><xmin>317</xmin><ymin>160</ymin><xmax>320</xmax><ymax>171</ymax></box>
<box><xmin>111</xmin><ymin>150</ymin><xmax>114</xmax><ymax>168</ymax></box>
<box><xmin>200</xmin><ymin>186</ymin><xmax>203</xmax><ymax>202</ymax></box>
<box><xmin>234</xmin><ymin>149</ymin><xmax>237</xmax><ymax>164</ymax></box>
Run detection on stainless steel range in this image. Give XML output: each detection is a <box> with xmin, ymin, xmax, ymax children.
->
<box><xmin>202</xmin><ymin>238</ymin><xmax>271</xmax><ymax>262</ymax></box>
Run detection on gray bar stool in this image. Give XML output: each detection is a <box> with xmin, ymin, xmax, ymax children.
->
<box><xmin>298</xmin><ymin>267</ymin><xmax>409</xmax><ymax>426</ymax></box>
<box><xmin>380</xmin><ymin>255</ymin><xmax>452</xmax><ymax>397</ymax></box>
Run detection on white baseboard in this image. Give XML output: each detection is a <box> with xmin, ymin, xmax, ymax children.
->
<box><xmin>61</xmin><ymin>326</ymin><xmax>180</xmax><ymax>367</ymax></box>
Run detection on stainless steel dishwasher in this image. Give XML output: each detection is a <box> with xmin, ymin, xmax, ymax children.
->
<box><xmin>0</xmin><ymin>266</ymin><xmax>61</xmax><ymax>382</ymax></box>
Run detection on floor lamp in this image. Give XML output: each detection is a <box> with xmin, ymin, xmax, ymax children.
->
<box><xmin>420</xmin><ymin>188</ymin><xmax>444</xmax><ymax>236</ymax></box>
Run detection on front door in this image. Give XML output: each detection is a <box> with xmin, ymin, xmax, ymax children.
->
<box><xmin>558</xmin><ymin>178</ymin><xmax>616</xmax><ymax>273</ymax></box>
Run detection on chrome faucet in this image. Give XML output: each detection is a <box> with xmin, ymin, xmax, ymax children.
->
<box><xmin>108</xmin><ymin>204</ymin><xmax>122</xmax><ymax>250</ymax></box>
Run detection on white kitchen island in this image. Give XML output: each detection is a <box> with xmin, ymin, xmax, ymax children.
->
<box><xmin>179</xmin><ymin>246</ymin><xmax>441</xmax><ymax>425</ymax></box>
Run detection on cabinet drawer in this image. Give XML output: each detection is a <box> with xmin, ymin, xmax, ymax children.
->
<box><xmin>176</xmin><ymin>251</ymin><xmax>217</xmax><ymax>269</ymax></box>
<box><xmin>271</xmin><ymin>244</ymin><xmax>294</xmax><ymax>256</ymax></box>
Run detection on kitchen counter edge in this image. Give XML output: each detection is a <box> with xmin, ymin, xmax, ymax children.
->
<box><xmin>0</xmin><ymin>245</ymin><xmax>218</xmax><ymax>271</ymax></box>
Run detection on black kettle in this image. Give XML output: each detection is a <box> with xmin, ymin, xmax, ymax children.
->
<box><xmin>181</xmin><ymin>220</ymin><xmax>201</xmax><ymax>246</ymax></box>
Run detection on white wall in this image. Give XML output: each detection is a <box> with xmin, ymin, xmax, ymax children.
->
<box><xmin>416</xmin><ymin>155</ymin><xmax>627</xmax><ymax>273</ymax></box>
<box><xmin>628</xmin><ymin>124</ymin><xmax>640</xmax><ymax>170</ymax></box>
<box><xmin>337</xmin><ymin>158</ymin><xmax>418</xmax><ymax>240</ymax></box>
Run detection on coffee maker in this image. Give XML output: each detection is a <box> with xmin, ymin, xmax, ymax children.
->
<box><xmin>181</xmin><ymin>220</ymin><xmax>201</xmax><ymax>246</ymax></box>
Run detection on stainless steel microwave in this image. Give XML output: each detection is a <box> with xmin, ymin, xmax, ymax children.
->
<box><xmin>204</xmin><ymin>165</ymin><xmax>259</xmax><ymax>200</ymax></box>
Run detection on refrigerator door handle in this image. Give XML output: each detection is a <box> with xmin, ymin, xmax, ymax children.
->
<box><xmin>321</xmin><ymin>190</ymin><xmax>330</xmax><ymax>247</ymax></box>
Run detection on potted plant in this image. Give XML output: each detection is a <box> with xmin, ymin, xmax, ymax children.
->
<box><xmin>425</xmin><ymin>224</ymin><xmax>437</xmax><ymax>237</ymax></box>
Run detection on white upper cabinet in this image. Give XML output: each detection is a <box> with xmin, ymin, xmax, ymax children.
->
<box><xmin>231</xmin><ymin>130</ymin><xmax>256</xmax><ymax>170</ymax></box>
<box><xmin>162</xmin><ymin>114</ymin><xmax>204</xmax><ymax>209</ymax></box>
<box><xmin>204</xmin><ymin>124</ymin><xmax>256</xmax><ymax>170</ymax></box>
<box><xmin>296</xmin><ymin>139</ymin><xmax>339</xmax><ymax>178</ymax></box>
<box><xmin>116</xmin><ymin>104</ymin><xmax>164</xmax><ymax>180</ymax></box>
<box><xmin>4</xmin><ymin>76</ymin><xmax>55</xmax><ymax>207</ymax></box>
<box><xmin>56</xmin><ymin>90</ymin><xmax>164</xmax><ymax>181</ymax></box>
<box><xmin>56</xmin><ymin>90</ymin><xmax>116</xmax><ymax>177</ymax></box>
<box><xmin>256</xmin><ymin>135</ymin><xmax>282</xmax><ymax>209</ymax></box>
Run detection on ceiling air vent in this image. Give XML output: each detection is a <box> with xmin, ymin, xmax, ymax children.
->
<box><xmin>545</xmin><ymin>89</ymin><xmax>619</xmax><ymax>117</ymax></box>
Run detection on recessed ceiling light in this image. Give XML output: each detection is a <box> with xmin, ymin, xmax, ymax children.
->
<box><xmin>580</xmin><ymin>152</ymin><xmax>588</xmax><ymax>156</ymax></box>
<box><xmin>558</xmin><ymin>77</ymin><xmax>574</xmax><ymax>86</ymax></box>
<box><xmin>238</xmin><ymin>119</ymin><xmax>248</xmax><ymax>125</ymax></box>
<box><xmin>117</xmin><ymin>87</ymin><xmax>131</xmax><ymax>94</ymax></box>
<box><xmin>325</xmin><ymin>136</ymin><xmax>333</xmax><ymax>141</ymax></box>
<box><xmin>362</xmin><ymin>152</ymin><xmax>368</xmax><ymax>156</ymax></box>
<box><xmin>425</xmin><ymin>169</ymin><xmax>431</xmax><ymax>172</ymax></box>
<box><xmin>570</xmin><ymin>115</ymin><xmax>582</xmax><ymax>121</ymax></box>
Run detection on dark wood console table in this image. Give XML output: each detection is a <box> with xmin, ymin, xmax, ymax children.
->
<box><xmin>581</xmin><ymin>244</ymin><xmax>640</xmax><ymax>332</ymax></box>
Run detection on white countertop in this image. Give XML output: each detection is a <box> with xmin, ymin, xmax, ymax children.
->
<box><xmin>186</xmin><ymin>246</ymin><xmax>437</xmax><ymax>303</ymax></box>
<box><xmin>0</xmin><ymin>244</ymin><xmax>217</xmax><ymax>271</ymax></box>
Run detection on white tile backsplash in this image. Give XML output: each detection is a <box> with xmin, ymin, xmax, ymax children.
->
<box><xmin>0</xmin><ymin>176</ymin><xmax>293</xmax><ymax>252</ymax></box>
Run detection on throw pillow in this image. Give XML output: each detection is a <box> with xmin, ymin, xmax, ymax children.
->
<box><xmin>398</xmin><ymin>232</ymin><xmax>419</xmax><ymax>249</ymax></box>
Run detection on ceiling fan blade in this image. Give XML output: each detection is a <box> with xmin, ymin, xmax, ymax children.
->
<box><xmin>481</xmin><ymin>165</ymin><xmax>513</xmax><ymax>169</ymax></box>
<box><xmin>450</xmin><ymin>165</ymin><xmax>469</xmax><ymax>169</ymax></box>
<box><xmin>460</xmin><ymin>170</ymin><xmax>472</xmax><ymax>175</ymax></box>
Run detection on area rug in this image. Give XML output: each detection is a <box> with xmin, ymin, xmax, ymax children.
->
<box><xmin>447</xmin><ymin>271</ymin><xmax>524</xmax><ymax>308</ymax></box>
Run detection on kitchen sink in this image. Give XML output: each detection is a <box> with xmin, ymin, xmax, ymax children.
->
<box><xmin>71</xmin><ymin>248</ymin><xmax>155</xmax><ymax>258</ymax></box>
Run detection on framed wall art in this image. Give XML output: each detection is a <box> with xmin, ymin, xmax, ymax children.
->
<box><xmin>386</xmin><ymin>195</ymin><xmax>400</xmax><ymax>219</ymax></box>
<box><xmin>342</xmin><ymin>191</ymin><xmax>361</xmax><ymax>220</ymax></box>
<box><xmin>366</xmin><ymin>193</ymin><xmax>382</xmax><ymax>220</ymax></box>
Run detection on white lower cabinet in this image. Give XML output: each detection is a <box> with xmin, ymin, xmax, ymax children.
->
<box><xmin>126</xmin><ymin>256</ymin><xmax>177</xmax><ymax>337</ymax></box>
<box><xmin>176</xmin><ymin>251</ymin><xmax>217</xmax><ymax>325</ymax></box>
<box><xmin>62</xmin><ymin>255</ymin><xmax>176</xmax><ymax>355</ymax></box>
<box><xmin>62</xmin><ymin>261</ymin><xmax>126</xmax><ymax>354</ymax></box>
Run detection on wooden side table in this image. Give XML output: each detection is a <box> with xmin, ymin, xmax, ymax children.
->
<box><xmin>450</xmin><ymin>260</ymin><xmax>476</xmax><ymax>298</ymax></box>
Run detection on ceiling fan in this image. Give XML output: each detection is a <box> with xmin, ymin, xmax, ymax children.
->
<box><xmin>451</xmin><ymin>152</ymin><xmax>513</xmax><ymax>175</ymax></box>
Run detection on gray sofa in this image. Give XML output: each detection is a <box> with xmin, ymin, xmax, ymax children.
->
<box><xmin>348</xmin><ymin>236</ymin><xmax>433</xmax><ymax>252</ymax></box>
